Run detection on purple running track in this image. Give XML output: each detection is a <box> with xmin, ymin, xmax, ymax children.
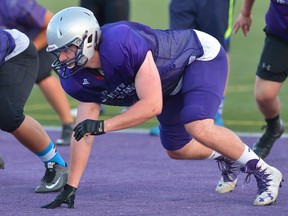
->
<box><xmin>0</xmin><ymin>130</ymin><xmax>287</xmax><ymax>216</ymax></box>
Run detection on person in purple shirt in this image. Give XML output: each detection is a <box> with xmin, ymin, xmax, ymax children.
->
<box><xmin>42</xmin><ymin>7</ymin><xmax>283</xmax><ymax>209</ymax></box>
<box><xmin>0</xmin><ymin>0</ymin><xmax>74</xmax><ymax>146</ymax></box>
<box><xmin>233</xmin><ymin>0</ymin><xmax>288</xmax><ymax>159</ymax></box>
<box><xmin>0</xmin><ymin>29</ymin><xmax>68</xmax><ymax>193</ymax></box>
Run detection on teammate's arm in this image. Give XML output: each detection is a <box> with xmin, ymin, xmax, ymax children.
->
<box><xmin>33</xmin><ymin>10</ymin><xmax>54</xmax><ymax>50</ymax></box>
<box><xmin>233</xmin><ymin>0</ymin><xmax>255</xmax><ymax>36</ymax></box>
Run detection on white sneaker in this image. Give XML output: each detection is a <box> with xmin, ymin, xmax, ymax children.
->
<box><xmin>215</xmin><ymin>157</ymin><xmax>240</xmax><ymax>193</ymax></box>
<box><xmin>216</xmin><ymin>177</ymin><xmax>238</xmax><ymax>193</ymax></box>
<box><xmin>243</xmin><ymin>159</ymin><xmax>283</xmax><ymax>206</ymax></box>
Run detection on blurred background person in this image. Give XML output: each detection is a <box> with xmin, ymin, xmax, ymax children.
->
<box><xmin>150</xmin><ymin>0</ymin><xmax>235</xmax><ymax>136</ymax></box>
<box><xmin>233</xmin><ymin>0</ymin><xmax>286</xmax><ymax>159</ymax></box>
<box><xmin>80</xmin><ymin>0</ymin><xmax>130</xmax><ymax>26</ymax></box>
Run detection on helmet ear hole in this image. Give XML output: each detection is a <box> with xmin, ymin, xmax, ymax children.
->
<box><xmin>95</xmin><ymin>31</ymin><xmax>100</xmax><ymax>50</ymax></box>
<box><xmin>87</xmin><ymin>34</ymin><xmax>93</xmax><ymax>43</ymax></box>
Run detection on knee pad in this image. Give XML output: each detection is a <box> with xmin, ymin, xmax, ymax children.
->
<box><xmin>0</xmin><ymin>105</ymin><xmax>25</xmax><ymax>132</ymax></box>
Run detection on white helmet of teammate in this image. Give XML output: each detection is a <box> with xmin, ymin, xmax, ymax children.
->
<box><xmin>46</xmin><ymin>6</ymin><xmax>101</xmax><ymax>78</ymax></box>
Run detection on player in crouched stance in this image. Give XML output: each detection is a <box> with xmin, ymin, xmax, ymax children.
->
<box><xmin>41</xmin><ymin>7</ymin><xmax>282</xmax><ymax>209</ymax></box>
<box><xmin>0</xmin><ymin>29</ymin><xmax>68</xmax><ymax>193</ymax></box>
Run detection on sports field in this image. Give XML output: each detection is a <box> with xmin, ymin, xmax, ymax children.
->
<box><xmin>25</xmin><ymin>0</ymin><xmax>283</xmax><ymax>133</ymax></box>
<box><xmin>0</xmin><ymin>130</ymin><xmax>287</xmax><ymax>215</ymax></box>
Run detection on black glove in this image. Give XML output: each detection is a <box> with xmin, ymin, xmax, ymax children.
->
<box><xmin>41</xmin><ymin>184</ymin><xmax>77</xmax><ymax>209</ymax></box>
<box><xmin>73</xmin><ymin>119</ymin><xmax>105</xmax><ymax>141</ymax></box>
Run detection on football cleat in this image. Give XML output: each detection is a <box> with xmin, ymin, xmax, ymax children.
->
<box><xmin>253</xmin><ymin>118</ymin><xmax>285</xmax><ymax>159</ymax></box>
<box><xmin>35</xmin><ymin>162</ymin><xmax>68</xmax><ymax>193</ymax></box>
<box><xmin>242</xmin><ymin>159</ymin><xmax>283</xmax><ymax>206</ymax></box>
<box><xmin>215</xmin><ymin>156</ymin><xmax>240</xmax><ymax>193</ymax></box>
<box><xmin>55</xmin><ymin>123</ymin><xmax>73</xmax><ymax>146</ymax></box>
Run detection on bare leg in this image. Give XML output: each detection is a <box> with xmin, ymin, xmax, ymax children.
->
<box><xmin>68</xmin><ymin>135</ymin><xmax>94</xmax><ymax>187</ymax></box>
<box><xmin>184</xmin><ymin>119</ymin><xmax>244</xmax><ymax>161</ymax></box>
<box><xmin>166</xmin><ymin>123</ymin><xmax>241</xmax><ymax>194</ymax></box>
<box><xmin>167</xmin><ymin>138</ymin><xmax>213</xmax><ymax>160</ymax></box>
<box><xmin>11</xmin><ymin>115</ymin><xmax>51</xmax><ymax>153</ymax></box>
<box><xmin>254</xmin><ymin>76</ymin><xmax>282</xmax><ymax>119</ymax></box>
<box><xmin>252</xmin><ymin>76</ymin><xmax>285</xmax><ymax>158</ymax></box>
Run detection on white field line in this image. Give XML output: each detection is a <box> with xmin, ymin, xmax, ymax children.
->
<box><xmin>43</xmin><ymin>126</ymin><xmax>288</xmax><ymax>138</ymax></box>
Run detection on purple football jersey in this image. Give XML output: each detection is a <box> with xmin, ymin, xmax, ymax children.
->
<box><xmin>0</xmin><ymin>0</ymin><xmax>46</xmax><ymax>40</ymax></box>
<box><xmin>61</xmin><ymin>21</ymin><xmax>204</xmax><ymax>106</ymax></box>
<box><xmin>265</xmin><ymin>0</ymin><xmax>288</xmax><ymax>41</ymax></box>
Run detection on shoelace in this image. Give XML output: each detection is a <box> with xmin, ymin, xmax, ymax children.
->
<box><xmin>243</xmin><ymin>166</ymin><xmax>271</xmax><ymax>194</ymax></box>
<box><xmin>42</xmin><ymin>166</ymin><xmax>56</xmax><ymax>183</ymax></box>
<box><xmin>217</xmin><ymin>158</ymin><xmax>239</xmax><ymax>182</ymax></box>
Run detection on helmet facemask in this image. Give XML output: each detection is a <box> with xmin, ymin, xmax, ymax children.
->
<box><xmin>50</xmin><ymin>34</ymin><xmax>92</xmax><ymax>79</ymax></box>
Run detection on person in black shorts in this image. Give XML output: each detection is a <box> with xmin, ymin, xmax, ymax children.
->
<box><xmin>0</xmin><ymin>0</ymin><xmax>75</xmax><ymax>146</ymax></box>
<box><xmin>0</xmin><ymin>28</ymin><xmax>68</xmax><ymax>193</ymax></box>
<box><xmin>233</xmin><ymin>0</ymin><xmax>287</xmax><ymax>159</ymax></box>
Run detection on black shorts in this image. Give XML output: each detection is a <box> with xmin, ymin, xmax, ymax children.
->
<box><xmin>35</xmin><ymin>48</ymin><xmax>56</xmax><ymax>83</ymax></box>
<box><xmin>256</xmin><ymin>32</ymin><xmax>288</xmax><ymax>82</ymax></box>
<box><xmin>0</xmin><ymin>41</ymin><xmax>39</xmax><ymax>131</ymax></box>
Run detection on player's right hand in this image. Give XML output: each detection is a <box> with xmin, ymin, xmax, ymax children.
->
<box><xmin>73</xmin><ymin>119</ymin><xmax>105</xmax><ymax>141</ymax></box>
<box><xmin>41</xmin><ymin>184</ymin><xmax>77</xmax><ymax>209</ymax></box>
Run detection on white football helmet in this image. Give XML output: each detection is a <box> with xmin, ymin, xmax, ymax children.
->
<box><xmin>46</xmin><ymin>7</ymin><xmax>101</xmax><ymax>78</ymax></box>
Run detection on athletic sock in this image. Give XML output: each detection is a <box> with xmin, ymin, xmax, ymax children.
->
<box><xmin>236</xmin><ymin>145</ymin><xmax>259</xmax><ymax>167</ymax></box>
<box><xmin>36</xmin><ymin>140</ymin><xmax>66</xmax><ymax>167</ymax></box>
<box><xmin>207</xmin><ymin>150</ymin><xmax>222</xmax><ymax>160</ymax></box>
<box><xmin>265</xmin><ymin>114</ymin><xmax>280</xmax><ymax>125</ymax></box>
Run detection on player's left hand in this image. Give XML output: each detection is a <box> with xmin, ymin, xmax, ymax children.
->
<box><xmin>73</xmin><ymin>119</ymin><xmax>105</xmax><ymax>141</ymax></box>
<box><xmin>41</xmin><ymin>184</ymin><xmax>77</xmax><ymax>209</ymax></box>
